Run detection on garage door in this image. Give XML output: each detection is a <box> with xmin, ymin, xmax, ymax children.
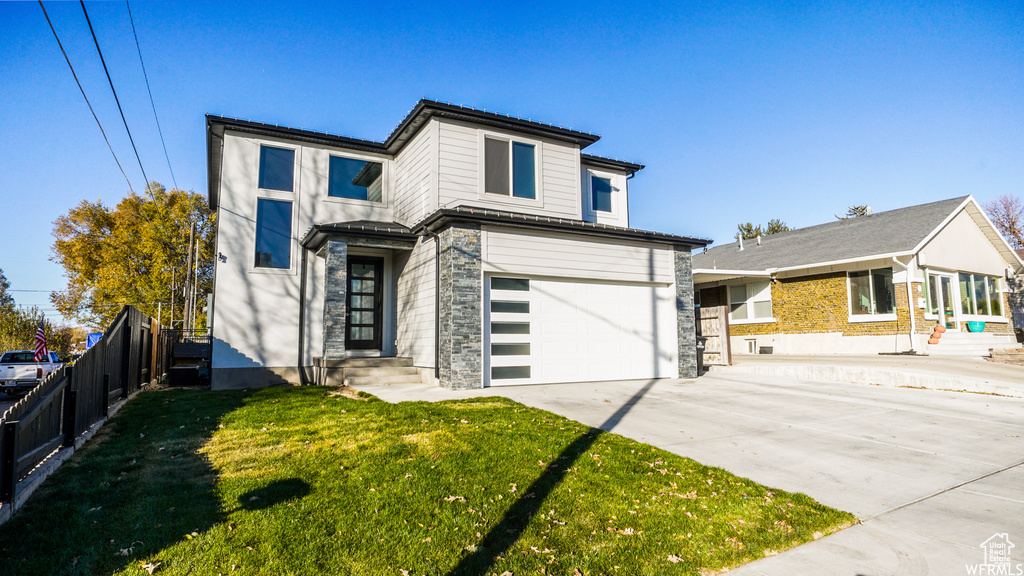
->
<box><xmin>485</xmin><ymin>275</ymin><xmax>678</xmax><ymax>386</ymax></box>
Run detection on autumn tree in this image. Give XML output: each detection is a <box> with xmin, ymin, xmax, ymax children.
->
<box><xmin>0</xmin><ymin>268</ymin><xmax>75</xmax><ymax>356</ymax></box>
<box><xmin>50</xmin><ymin>184</ymin><xmax>215</xmax><ymax>329</ymax></box>
<box><xmin>984</xmin><ymin>194</ymin><xmax>1024</xmax><ymax>250</ymax></box>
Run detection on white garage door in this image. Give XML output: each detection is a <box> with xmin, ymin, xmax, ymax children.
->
<box><xmin>485</xmin><ymin>275</ymin><xmax>678</xmax><ymax>386</ymax></box>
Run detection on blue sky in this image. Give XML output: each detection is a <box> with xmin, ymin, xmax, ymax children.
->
<box><xmin>2</xmin><ymin>0</ymin><xmax>1022</xmax><ymax>323</ymax></box>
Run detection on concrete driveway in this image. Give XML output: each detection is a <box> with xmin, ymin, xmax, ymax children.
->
<box><xmin>358</xmin><ymin>372</ymin><xmax>1024</xmax><ymax>575</ymax></box>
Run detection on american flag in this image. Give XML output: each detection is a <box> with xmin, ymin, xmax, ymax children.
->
<box><xmin>34</xmin><ymin>320</ymin><xmax>48</xmax><ymax>362</ymax></box>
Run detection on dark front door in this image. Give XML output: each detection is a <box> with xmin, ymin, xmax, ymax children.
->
<box><xmin>346</xmin><ymin>257</ymin><xmax>383</xmax><ymax>350</ymax></box>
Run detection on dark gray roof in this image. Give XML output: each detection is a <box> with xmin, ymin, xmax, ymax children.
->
<box><xmin>693</xmin><ymin>196</ymin><xmax>969</xmax><ymax>271</ymax></box>
<box><xmin>414</xmin><ymin>205</ymin><xmax>710</xmax><ymax>248</ymax></box>
<box><xmin>300</xmin><ymin>221</ymin><xmax>416</xmax><ymax>250</ymax></box>
<box><xmin>208</xmin><ymin>100</ymin><xmax>627</xmax><ymax>209</ymax></box>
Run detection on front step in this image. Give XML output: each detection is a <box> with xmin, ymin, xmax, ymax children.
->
<box><xmin>926</xmin><ymin>332</ymin><xmax>1021</xmax><ymax>357</ymax></box>
<box><xmin>339</xmin><ymin>357</ymin><xmax>422</xmax><ymax>386</ymax></box>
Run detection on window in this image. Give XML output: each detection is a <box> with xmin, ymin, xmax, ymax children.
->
<box><xmin>849</xmin><ymin>268</ymin><xmax>895</xmax><ymax>316</ymax></box>
<box><xmin>491</xmin><ymin>277</ymin><xmax>530</xmax><ymax>291</ymax></box>
<box><xmin>729</xmin><ymin>281</ymin><xmax>772</xmax><ymax>321</ymax></box>
<box><xmin>591</xmin><ymin>175</ymin><xmax>612</xmax><ymax>212</ymax></box>
<box><xmin>258</xmin><ymin>145</ymin><xmax>294</xmax><ymax>192</ymax></box>
<box><xmin>329</xmin><ymin>156</ymin><xmax>383</xmax><ymax>202</ymax></box>
<box><xmin>484</xmin><ymin>137</ymin><xmax>536</xmax><ymax>199</ymax></box>
<box><xmin>959</xmin><ymin>273</ymin><xmax>1002</xmax><ymax>316</ymax></box>
<box><xmin>254</xmin><ymin>198</ymin><xmax>292</xmax><ymax>269</ymax></box>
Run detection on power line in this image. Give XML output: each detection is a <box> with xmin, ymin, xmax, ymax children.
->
<box><xmin>38</xmin><ymin>0</ymin><xmax>134</xmax><ymax>192</ymax></box>
<box><xmin>79</xmin><ymin>0</ymin><xmax>151</xmax><ymax>193</ymax></box>
<box><xmin>125</xmin><ymin>0</ymin><xmax>177</xmax><ymax>190</ymax></box>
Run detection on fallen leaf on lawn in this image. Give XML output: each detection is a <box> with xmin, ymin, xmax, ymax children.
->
<box><xmin>71</xmin><ymin>556</ymin><xmax>80</xmax><ymax>567</ymax></box>
<box><xmin>465</xmin><ymin>544</ymin><xmax>478</xmax><ymax>552</ymax></box>
<box><xmin>501</xmin><ymin>572</ymin><xmax>513</xmax><ymax>576</ymax></box>
<box><xmin>667</xmin><ymin>554</ymin><xmax>681</xmax><ymax>563</ymax></box>
<box><xmin>401</xmin><ymin>570</ymin><xmax>410</xmax><ymax>576</ymax></box>
<box><xmin>574</xmin><ymin>569</ymin><xmax>583</xmax><ymax>576</ymax></box>
<box><xmin>140</xmin><ymin>560</ymin><xmax>161</xmax><ymax>574</ymax></box>
<box><xmin>444</xmin><ymin>495</ymin><xmax>466</xmax><ymax>502</ymax></box>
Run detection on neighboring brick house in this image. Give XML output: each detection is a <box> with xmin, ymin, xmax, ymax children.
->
<box><xmin>693</xmin><ymin>197</ymin><xmax>1024</xmax><ymax>355</ymax></box>
<box><xmin>206</xmin><ymin>100</ymin><xmax>709</xmax><ymax>390</ymax></box>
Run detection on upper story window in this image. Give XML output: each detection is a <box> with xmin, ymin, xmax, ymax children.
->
<box><xmin>591</xmin><ymin>175</ymin><xmax>612</xmax><ymax>212</ymax></box>
<box><xmin>959</xmin><ymin>273</ymin><xmax>1002</xmax><ymax>316</ymax></box>
<box><xmin>255</xmin><ymin>198</ymin><xmax>292</xmax><ymax>269</ymax></box>
<box><xmin>729</xmin><ymin>281</ymin><xmax>772</xmax><ymax>322</ymax></box>
<box><xmin>484</xmin><ymin>136</ymin><xmax>536</xmax><ymax>199</ymax></box>
<box><xmin>849</xmin><ymin>268</ymin><xmax>894</xmax><ymax>316</ymax></box>
<box><xmin>329</xmin><ymin>156</ymin><xmax>383</xmax><ymax>202</ymax></box>
<box><xmin>258</xmin><ymin>145</ymin><xmax>294</xmax><ymax>192</ymax></box>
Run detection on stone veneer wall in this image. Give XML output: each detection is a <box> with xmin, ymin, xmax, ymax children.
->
<box><xmin>322</xmin><ymin>239</ymin><xmax>348</xmax><ymax>360</ymax></box>
<box><xmin>437</xmin><ymin>224</ymin><xmax>483</xmax><ymax>389</ymax></box>
<box><xmin>674</xmin><ymin>247</ymin><xmax>698</xmax><ymax>378</ymax></box>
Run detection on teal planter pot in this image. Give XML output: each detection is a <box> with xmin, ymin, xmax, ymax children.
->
<box><xmin>967</xmin><ymin>321</ymin><xmax>986</xmax><ymax>332</ymax></box>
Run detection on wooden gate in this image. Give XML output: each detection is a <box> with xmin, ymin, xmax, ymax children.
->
<box><xmin>699</xmin><ymin>305</ymin><xmax>731</xmax><ymax>366</ymax></box>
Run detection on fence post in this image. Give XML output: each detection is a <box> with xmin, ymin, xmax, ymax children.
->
<box><xmin>1</xmin><ymin>421</ymin><xmax>18</xmax><ymax>504</ymax></box>
<box><xmin>102</xmin><ymin>374</ymin><xmax>110</xmax><ymax>418</ymax></box>
<box><xmin>62</xmin><ymin>389</ymin><xmax>78</xmax><ymax>448</ymax></box>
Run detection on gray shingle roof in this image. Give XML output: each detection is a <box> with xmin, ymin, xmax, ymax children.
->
<box><xmin>693</xmin><ymin>196</ymin><xmax>969</xmax><ymax>271</ymax></box>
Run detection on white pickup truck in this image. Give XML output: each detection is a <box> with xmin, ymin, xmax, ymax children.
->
<box><xmin>0</xmin><ymin>350</ymin><xmax>61</xmax><ymax>396</ymax></box>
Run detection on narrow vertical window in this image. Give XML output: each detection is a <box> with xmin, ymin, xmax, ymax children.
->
<box><xmin>484</xmin><ymin>137</ymin><xmax>510</xmax><ymax>196</ymax></box>
<box><xmin>258</xmin><ymin>145</ymin><xmax>294</xmax><ymax>191</ymax></box>
<box><xmin>512</xmin><ymin>142</ymin><xmax>536</xmax><ymax>199</ymax></box>
<box><xmin>255</xmin><ymin>198</ymin><xmax>292</xmax><ymax>269</ymax></box>
<box><xmin>591</xmin><ymin>175</ymin><xmax>612</xmax><ymax>212</ymax></box>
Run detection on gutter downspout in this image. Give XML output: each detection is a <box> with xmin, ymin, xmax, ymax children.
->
<box><xmin>892</xmin><ymin>257</ymin><xmax>917</xmax><ymax>353</ymax></box>
<box><xmin>298</xmin><ymin>246</ymin><xmax>309</xmax><ymax>385</ymax></box>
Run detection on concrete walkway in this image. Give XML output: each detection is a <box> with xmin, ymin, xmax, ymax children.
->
<box><xmin>721</xmin><ymin>354</ymin><xmax>1024</xmax><ymax>398</ymax></box>
<box><xmin>355</xmin><ymin>372</ymin><xmax>1024</xmax><ymax>575</ymax></box>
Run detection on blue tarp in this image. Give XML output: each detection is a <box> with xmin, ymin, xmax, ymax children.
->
<box><xmin>86</xmin><ymin>333</ymin><xmax>103</xmax><ymax>349</ymax></box>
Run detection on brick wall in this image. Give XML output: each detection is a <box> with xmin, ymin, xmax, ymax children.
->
<box><xmin>700</xmin><ymin>272</ymin><xmax>1017</xmax><ymax>338</ymax></box>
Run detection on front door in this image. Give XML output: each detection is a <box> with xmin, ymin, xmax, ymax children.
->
<box><xmin>928</xmin><ymin>273</ymin><xmax>958</xmax><ymax>330</ymax></box>
<box><xmin>346</xmin><ymin>257</ymin><xmax>383</xmax><ymax>350</ymax></box>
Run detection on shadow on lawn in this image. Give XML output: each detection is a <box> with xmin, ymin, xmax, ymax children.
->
<box><xmin>0</xmin><ymin>390</ymin><xmax>252</xmax><ymax>576</ymax></box>
<box><xmin>445</xmin><ymin>379</ymin><xmax>657</xmax><ymax>576</ymax></box>
<box><xmin>238</xmin><ymin>478</ymin><xmax>311</xmax><ymax>511</ymax></box>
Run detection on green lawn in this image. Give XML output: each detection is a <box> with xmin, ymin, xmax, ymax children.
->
<box><xmin>0</xmin><ymin>387</ymin><xmax>855</xmax><ymax>576</ymax></box>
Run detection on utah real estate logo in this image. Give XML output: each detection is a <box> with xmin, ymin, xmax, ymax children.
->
<box><xmin>967</xmin><ymin>533</ymin><xmax>1022</xmax><ymax>575</ymax></box>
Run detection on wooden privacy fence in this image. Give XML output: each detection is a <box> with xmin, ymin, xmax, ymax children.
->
<box><xmin>0</xmin><ymin>306</ymin><xmax>163</xmax><ymax>505</ymax></box>
<box><xmin>699</xmin><ymin>305</ymin><xmax>732</xmax><ymax>366</ymax></box>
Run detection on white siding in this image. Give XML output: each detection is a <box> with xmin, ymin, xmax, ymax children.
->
<box><xmin>394</xmin><ymin>121</ymin><xmax>436</xmax><ymax>227</ymax></box>
<box><xmin>920</xmin><ymin>209</ymin><xmax>1010</xmax><ymax>276</ymax></box>
<box><xmin>437</xmin><ymin>119</ymin><xmax>581</xmax><ymax>219</ymax></box>
<box><xmin>482</xmin><ymin>227</ymin><xmax>675</xmax><ymax>284</ymax></box>
<box><xmin>396</xmin><ymin>237</ymin><xmax>436</xmax><ymax>368</ymax></box>
<box><xmin>212</xmin><ymin>131</ymin><xmax>396</xmax><ymax>373</ymax></box>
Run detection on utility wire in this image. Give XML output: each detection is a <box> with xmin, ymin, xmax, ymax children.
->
<box><xmin>125</xmin><ymin>0</ymin><xmax>177</xmax><ymax>190</ymax></box>
<box><xmin>38</xmin><ymin>0</ymin><xmax>134</xmax><ymax>192</ymax></box>
<box><xmin>79</xmin><ymin>0</ymin><xmax>151</xmax><ymax>194</ymax></box>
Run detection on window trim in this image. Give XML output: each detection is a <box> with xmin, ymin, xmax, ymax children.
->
<box><xmin>956</xmin><ymin>271</ymin><xmax>1006</xmax><ymax>321</ymax></box>
<box><xmin>846</xmin><ymin>268</ymin><xmax>896</xmax><ymax>322</ymax></box>
<box><xmin>323</xmin><ymin>148</ymin><xmax>390</xmax><ymax>206</ymax></box>
<box><xmin>477</xmin><ymin>130</ymin><xmax>544</xmax><ymax>208</ymax></box>
<box><xmin>250</xmin><ymin>139</ymin><xmax>301</xmax><ymax>275</ymax></box>
<box><xmin>727</xmin><ymin>281</ymin><xmax>775</xmax><ymax>324</ymax></box>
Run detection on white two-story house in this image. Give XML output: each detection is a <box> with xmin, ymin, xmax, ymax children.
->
<box><xmin>205</xmin><ymin>100</ymin><xmax>709</xmax><ymax>390</ymax></box>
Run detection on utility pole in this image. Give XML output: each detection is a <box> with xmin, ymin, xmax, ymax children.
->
<box><xmin>170</xmin><ymin>269</ymin><xmax>175</xmax><ymax>330</ymax></box>
<box><xmin>183</xmin><ymin>222</ymin><xmax>195</xmax><ymax>332</ymax></box>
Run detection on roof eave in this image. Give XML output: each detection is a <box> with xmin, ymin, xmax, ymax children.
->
<box><xmin>580</xmin><ymin>153</ymin><xmax>645</xmax><ymax>175</ymax></box>
<box><xmin>385</xmin><ymin>100</ymin><xmax>603</xmax><ymax>152</ymax></box>
<box><xmin>413</xmin><ymin>208</ymin><xmax>710</xmax><ymax>248</ymax></box>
